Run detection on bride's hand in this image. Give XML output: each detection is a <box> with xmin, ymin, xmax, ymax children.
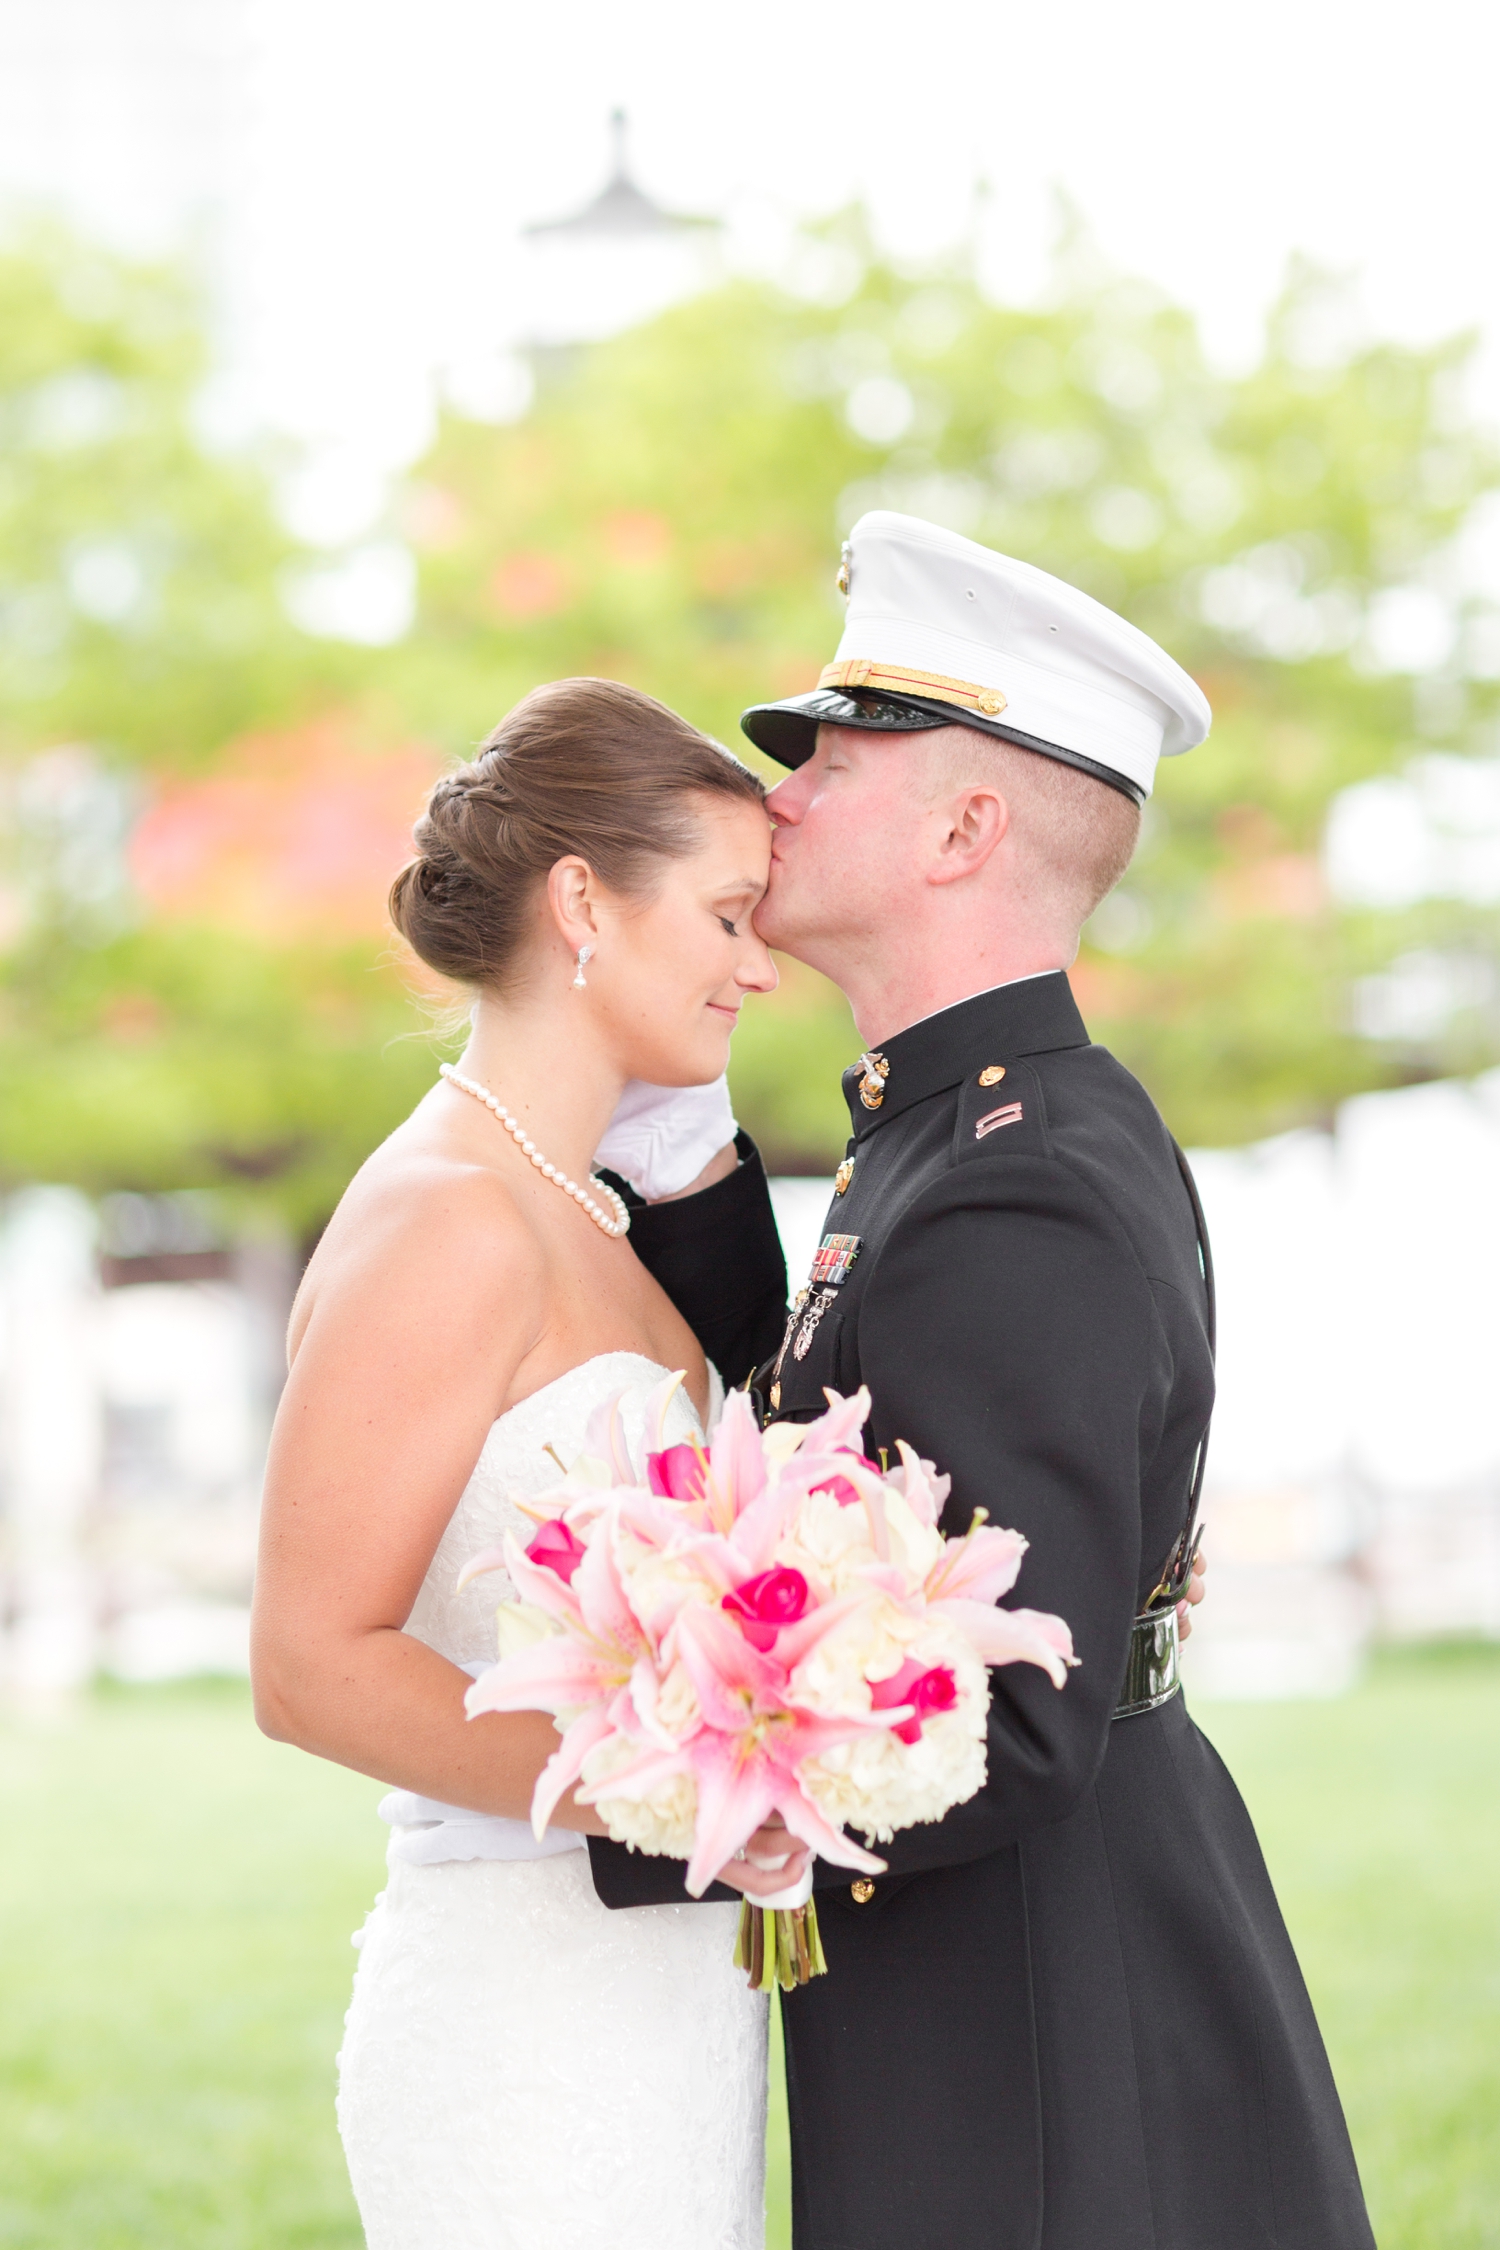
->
<box><xmin>712</xmin><ymin>1819</ymin><xmax>812</xmax><ymax>1901</ymax></box>
<box><xmin>1176</xmin><ymin>1543</ymin><xmax>1208</xmax><ymax>1641</ymax></box>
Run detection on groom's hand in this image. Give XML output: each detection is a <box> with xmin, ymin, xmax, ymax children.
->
<box><xmin>594</xmin><ymin>1077</ymin><xmax>738</xmax><ymax>1201</ymax></box>
<box><xmin>1177</xmin><ymin>1543</ymin><xmax>1208</xmax><ymax>1640</ymax></box>
<box><xmin>649</xmin><ymin>1140</ymin><xmax>737</xmax><ymax>1203</ymax></box>
<box><xmin>712</xmin><ymin>1819</ymin><xmax>812</xmax><ymax>1901</ymax></box>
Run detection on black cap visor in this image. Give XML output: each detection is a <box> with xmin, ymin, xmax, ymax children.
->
<box><xmin>739</xmin><ymin>687</ymin><xmax>1144</xmax><ymax>805</ymax></box>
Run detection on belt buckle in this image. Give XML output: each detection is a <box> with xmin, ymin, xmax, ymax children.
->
<box><xmin>1112</xmin><ymin>1605</ymin><xmax>1182</xmax><ymax>1721</ymax></box>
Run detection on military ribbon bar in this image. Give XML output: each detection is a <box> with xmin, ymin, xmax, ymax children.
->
<box><xmin>810</xmin><ymin>1232</ymin><xmax>862</xmax><ymax>1287</ymax></box>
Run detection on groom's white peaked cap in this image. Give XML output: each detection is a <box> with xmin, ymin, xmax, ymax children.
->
<box><xmin>740</xmin><ymin>511</ymin><xmax>1210</xmax><ymax>804</ymax></box>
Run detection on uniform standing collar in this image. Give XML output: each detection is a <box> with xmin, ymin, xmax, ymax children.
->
<box><xmin>841</xmin><ymin>970</ymin><xmax>1089</xmax><ymax>1137</ymax></box>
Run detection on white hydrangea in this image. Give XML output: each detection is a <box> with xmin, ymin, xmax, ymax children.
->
<box><xmin>788</xmin><ymin>1594</ymin><xmax>915</xmax><ymax>1718</ymax></box>
<box><xmin>798</xmin><ymin>1627</ymin><xmax>989</xmax><ymax>1843</ymax></box>
<box><xmin>580</xmin><ymin>1733</ymin><xmax>698</xmax><ymax>1859</ymax></box>
<box><xmin>616</xmin><ymin>1539</ymin><xmax>721</xmax><ymax>1642</ymax></box>
<box><xmin>775</xmin><ymin>1487</ymin><xmax>882</xmax><ymax>1594</ymax></box>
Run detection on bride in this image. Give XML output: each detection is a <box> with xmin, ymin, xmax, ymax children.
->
<box><xmin>249</xmin><ymin>677</ymin><xmax>807</xmax><ymax>2248</ymax></box>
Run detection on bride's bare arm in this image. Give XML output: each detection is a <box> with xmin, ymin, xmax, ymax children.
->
<box><xmin>250</xmin><ymin>1158</ymin><xmax>809</xmax><ymax>1895</ymax></box>
<box><xmin>250</xmin><ymin>1160</ymin><xmax>607</xmax><ymax>1832</ymax></box>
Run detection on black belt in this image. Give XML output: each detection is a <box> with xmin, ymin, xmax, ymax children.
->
<box><xmin>1111</xmin><ymin>1145</ymin><xmax>1215</xmax><ymax>1724</ymax></box>
<box><xmin>1112</xmin><ymin>1606</ymin><xmax>1182</xmax><ymax>1719</ymax></box>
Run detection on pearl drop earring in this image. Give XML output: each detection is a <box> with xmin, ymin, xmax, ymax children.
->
<box><xmin>572</xmin><ymin>945</ymin><xmax>593</xmax><ymax>989</ymax></box>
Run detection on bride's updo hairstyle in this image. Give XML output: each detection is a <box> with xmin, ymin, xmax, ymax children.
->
<box><xmin>390</xmin><ymin>677</ymin><xmax>766</xmax><ymax>990</ymax></box>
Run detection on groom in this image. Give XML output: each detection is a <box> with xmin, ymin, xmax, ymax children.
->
<box><xmin>592</xmin><ymin>513</ymin><xmax>1373</xmax><ymax>2249</ymax></box>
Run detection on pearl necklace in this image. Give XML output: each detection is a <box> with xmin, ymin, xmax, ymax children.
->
<box><xmin>439</xmin><ymin>1065</ymin><xmax>631</xmax><ymax>1238</ymax></box>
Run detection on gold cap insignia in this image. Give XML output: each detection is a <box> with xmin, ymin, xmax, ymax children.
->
<box><xmin>978</xmin><ymin>1065</ymin><xmax>1006</xmax><ymax>1087</ymax></box>
<box><xmin>818</xmin><ymin>657</ymin><xmax>1007</xmax><ymax>723</ymax></box>
<box><xmin>834</xmin><ymin>1156</ymin><xmax>855</xmax><ymax>1195</ymax></box>
<box><xmin>835</xmin><ymin>541</ymin><xmax>851</xmax><ymax>597</ymax></box>
<box><xmin>856</xmin><ymin>1052</ymin><xmax>889</xmax><ymax>1110</ymax></box>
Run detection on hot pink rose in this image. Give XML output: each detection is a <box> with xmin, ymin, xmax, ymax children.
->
<box><xmin>870</xmin><ymin>1659</ymin><xmax>959</xmax><ymax>1744</ymax></box>
<box><xmin>647</xmin><ymin>1444</ymin><xmax>707</xmax><ymax>1502</ymax></box>
<box><xmin>721</xmin><ymin>1566</ymin><xmax>812</xmax><ymax>1650</ymax></box>
<box><xmin>809</xmin><ymin>1451</ymin><xmax>882</xmax><ymax>1508</ymax></box>
<box><xmin>525</xmin><ymin>1518</ymin><xmax>586</xmax><ymax>1585</ymax></box>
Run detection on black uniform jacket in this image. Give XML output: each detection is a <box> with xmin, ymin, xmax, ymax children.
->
<box><xmin>591</xmin><ymin>975</ymin><xmax>1373</xmax><ymax>2250</ymax></box>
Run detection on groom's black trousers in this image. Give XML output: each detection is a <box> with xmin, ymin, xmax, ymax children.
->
<box><xmin>592</xmin><ymin>977</ymin><xmax>1374</xmax><ymax>2250</ymax></box>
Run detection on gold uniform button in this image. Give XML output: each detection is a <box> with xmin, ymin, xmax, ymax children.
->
<box><xmin>834</xmin><ymin>1156</ymin><xmax>855</xmax><ymax>1196</ymax></box>
<box><xmin>769</xmin><ymin>1382</ymin><xmax>782</xmax><ymax>1410</ymax></box>
<box><xmin>978</xmin><ymin>1065</ymin><xmax>1007</xmax><ymax>1087</ymax></box>
<box><xmin>976</xmin><ymin>689</ymin><xmax>1006</xmax><ymax>717</ymax></box>
<box><xmin>850</xmin><ymin>1878</ymin><xmax>876</xmax><ymax>1904</ymax></box>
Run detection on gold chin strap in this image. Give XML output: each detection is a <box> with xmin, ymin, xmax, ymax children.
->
<box><xmin>819</xmin><ymin>657</ymin><xmax>1007</xmax><ymax>721</ymax></box>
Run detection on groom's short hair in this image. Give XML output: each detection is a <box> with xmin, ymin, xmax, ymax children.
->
<box><xmin>920</xmin><ymin>724</ymin><xmax>1142</xmax><ymax>923</ymax></box>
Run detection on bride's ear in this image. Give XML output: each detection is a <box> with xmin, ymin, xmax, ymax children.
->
<box><xmin>546</xmin><ymin>856</ymin><xmax>601</xmax><ymax>957</ymax></box>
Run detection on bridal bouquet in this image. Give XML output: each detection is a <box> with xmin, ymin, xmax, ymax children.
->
<box><xmin>458</xmin><ymin>1377</ymin><xmax>1074</xmax><ymax>1989</ymax></box>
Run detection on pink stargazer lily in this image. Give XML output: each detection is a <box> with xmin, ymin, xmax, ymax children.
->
<box><xmin>587</xmin><ymin>1601</ymin><xmax>894</xmax><ymax>1895</ymax></box>
<box><xmin>464</xmin><ymin>1525</ymin><xmax>660</xmax><ymax>1834</ymax></box>
<box><xmin>914</xmin><ymin>1475</ymin><xmax>1076</xmax><ymax>1685</ymax></box>
<box><xmin>457</xmin><ymin>1373</ymin><xmax>1077</xmax><ymax>1950</ymax></box>
<box><xmin>648</xmin><ymin>1443</ymin><xmax>707</xmax><ymax>1501</ymax></box>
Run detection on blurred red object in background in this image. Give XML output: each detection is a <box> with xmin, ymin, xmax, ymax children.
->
<box><xmin>130</xmin><ymin>719</ymin><xmax>441</xmax><ymax>941</ymax></box>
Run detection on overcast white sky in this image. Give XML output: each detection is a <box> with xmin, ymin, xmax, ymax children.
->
<box><xmin>5</xmin><ymin>0</ymin><xmax>1500</xmax><ymax>509</ymax></box>
<box><xmin>236</xmin><ymin>0</ymin><xmax>1500</xmax><ymax>476</ymax></box>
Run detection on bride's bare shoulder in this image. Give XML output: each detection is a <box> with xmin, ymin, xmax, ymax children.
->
<box><xmin>288</xmin><ymin>1130</ymin><xmax>544</xmax><ymax>1367</ymax></box>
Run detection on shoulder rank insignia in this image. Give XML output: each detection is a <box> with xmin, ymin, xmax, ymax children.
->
<box><xmin>856</xmin><ymin>1052</ymin><xmax>888</xmax><ymax>1110</ymax></box>
<box><xmin>975</xmin><ymin>1100</ymin><xmax>1024</xmax><ymax>1139</ymax></box>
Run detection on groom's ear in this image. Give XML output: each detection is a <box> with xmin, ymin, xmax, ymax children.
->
<box><xmin>926</xmin><ymin>783</ymin><xmax>1010</xmax><ymax>887</ymax></box>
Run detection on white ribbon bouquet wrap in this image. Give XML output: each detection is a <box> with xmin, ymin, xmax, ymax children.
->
<box><xmin>458</xmin><ymin>1376</ymin><xmax>1075</xmax><ymax>1990</ymax></box>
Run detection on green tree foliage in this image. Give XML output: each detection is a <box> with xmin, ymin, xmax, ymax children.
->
<box><xmin>399</xmin><ymin>222</ymin><xmax>1500</xmax><ymax>1158</ymax></box>
<box><xmin>0</xmin><ymin>912</ymin><xmax>437</xmax><ymax>1232</ymax></box>
<box><xmin>0</xmin><ymin>232</ymin><xmax>432</xmax><ymax>1228</ymax></box>
<box><xmin>0</xmin><ymin>226</ymin><xmax>316</xmax><ymax>765</ymax></box>
<box><xmin>4</xmin><ymin>220</ymin><xmax>1500</xmax><ymax>1217</ymax></box>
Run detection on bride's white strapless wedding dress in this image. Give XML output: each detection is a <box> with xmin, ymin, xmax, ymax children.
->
<box><xmin>336</xmin><ymin>1353</ymin><xmax>769</xmax><ymax>2249</ymax></box>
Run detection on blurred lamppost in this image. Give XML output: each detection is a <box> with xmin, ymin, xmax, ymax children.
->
<box><xmin>519</xmin><ymin>109</ymin><xmax>721</xmax><ymax>378</ymax></box>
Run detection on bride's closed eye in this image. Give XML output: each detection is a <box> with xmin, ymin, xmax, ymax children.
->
<box><xmin>718</xmin><ymin>915</ymin><xmax>740</xmax><ymax>936</ymax></box>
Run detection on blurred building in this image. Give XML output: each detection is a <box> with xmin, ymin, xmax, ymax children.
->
<box><xmin>519</xmin><ymin>109</ymin><xmax>720</xmax><ymax>358</ymax></box>
<box><xmin>0</xmin><ymin>1188</ymin><xmax>292</xmax><ymax>1694</ymax></box>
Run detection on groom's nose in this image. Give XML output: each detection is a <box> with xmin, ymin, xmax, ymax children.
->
<box><xmin>764</xmin><ymin>768</ymin><xmax>806</xmax><ymax>826</ymax></box>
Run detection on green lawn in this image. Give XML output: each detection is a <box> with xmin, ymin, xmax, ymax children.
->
<box><xmin>0</xmin><ymin>1651</ymin><xmax>1495</xmax><ymax>2247</ymax></box>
